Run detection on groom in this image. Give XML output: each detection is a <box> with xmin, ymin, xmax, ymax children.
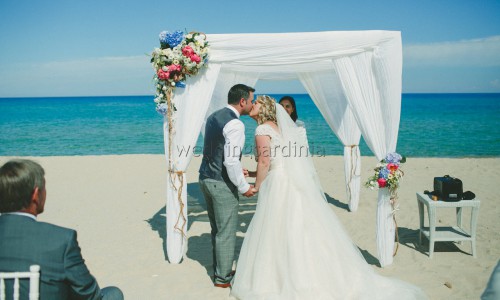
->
<box><xmin>199</xmin><ymin>83</ymin><xmax>257</xmax><ymax>288</ymax></box>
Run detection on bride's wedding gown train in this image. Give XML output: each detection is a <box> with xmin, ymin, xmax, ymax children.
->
<box><xmin>230</xmin><ymin>123</ymin><xmax>427</xmax><ymax>300</ymax></box>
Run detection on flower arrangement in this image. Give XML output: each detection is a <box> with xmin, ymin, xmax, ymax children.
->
<box><xmin>365</xmin><ymin>152</ymin><xmax>407</xmax><ymax>201</ymax></box>
<box><xmin>150</xmin><ymin>30</ymin><xmax>209</xmax><ymax>114</ymax></box>
<box><xmin>150</xmin><ymin>30</ymin><xmax>209</xmax><ymax>239</ymax></box>
<box><xmin>366</xmin><ymin>152</ymin><xmax>407</xmax><ymax>257</ymax></box>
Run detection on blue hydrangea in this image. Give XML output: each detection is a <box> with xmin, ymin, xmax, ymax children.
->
<box><xmin>159</xmin><ymin>30</ymin><xmax>184</xmax><ymax>48</ymax></box>
<box><xmin>159</xmin><ymin>31</ymin><xmax>168</xmax><ymax>44</ymax></box>
<box><xmin>175</xmin><ymin>81</ymin><xmax>186</xmax><ymax>88</ymax></box>
<box><xmin>378</xmin><ymin>167</ymin><xmax>390</xmax><ymax>179</ymax></box>
<box><xmin>385</xmin><ymin>152</ymin><xmax>402</xmax><ymax>164</ymax></box>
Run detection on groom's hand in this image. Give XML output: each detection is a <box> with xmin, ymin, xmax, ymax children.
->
<box><xmin>243</xmin><ymin>185</ymin><xmax>257</xmax><ymax>197</ymax></box>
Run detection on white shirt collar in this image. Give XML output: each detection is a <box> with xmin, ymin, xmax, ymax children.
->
<box><xmin>226</xmin><ymin>105</ymin><xmax>240</xmax><ymax>118</ymax></box>
<box><xmin>2</xmin><ymin>212</ymin><xmax>37</xmax><ymax>220</ymax></box>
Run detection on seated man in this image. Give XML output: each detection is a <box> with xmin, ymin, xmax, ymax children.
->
<box><xmin>0</xmin><ymin>159</ymin><xmax>123</xmax><ymax>300</ymax></box>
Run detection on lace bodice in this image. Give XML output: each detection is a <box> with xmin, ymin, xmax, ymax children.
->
<box><xmin>254</xmin><ymin>124</ymin><xmax>284</xmax><ymax>169</ymax></box>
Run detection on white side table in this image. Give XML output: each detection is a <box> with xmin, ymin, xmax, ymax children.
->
<box><xmin>416</xmin><ymin>192</ymin><xmax>480</xmax><ymax>258</ymax></box>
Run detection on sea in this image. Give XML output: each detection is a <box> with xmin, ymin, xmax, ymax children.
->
<box><xmin>0</xmin><ymin>94</ymin><xmax>499</xmax><ymax>157</ymax></box>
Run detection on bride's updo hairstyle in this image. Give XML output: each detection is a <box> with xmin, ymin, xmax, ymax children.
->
<box><xmin>256</xmin><ymin>95</ymin><xmax>277</xmax><ymax>125</ymax></box>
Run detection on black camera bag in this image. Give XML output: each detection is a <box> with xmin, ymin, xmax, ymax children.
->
<box><xmin>434</xmin><ymin>175</ymin><xmax>463</xmax><ymax>201</ymax></box>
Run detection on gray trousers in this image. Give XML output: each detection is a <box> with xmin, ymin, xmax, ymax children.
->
<box><xmin>199</xmin><ymin>178</ymin><xmax>239</xmax><ymax>284</ymax></box>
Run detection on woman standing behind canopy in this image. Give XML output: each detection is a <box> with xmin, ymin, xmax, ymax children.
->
<box><xmin>279</xmin><ymin>96</ymin><xmax>305</xmax><ymax>128</ymax></box>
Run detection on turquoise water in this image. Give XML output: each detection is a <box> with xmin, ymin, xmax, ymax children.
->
<box><xmin>0</xmin><ymin>94</ymin><xmax>499</xmax><ymax>157</ymax></box>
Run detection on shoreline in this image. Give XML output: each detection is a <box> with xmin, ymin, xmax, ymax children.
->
<box><xmin>0</xmin><ymin>155</ymin><xmax>498</xmax><ymax>299</ymax></box>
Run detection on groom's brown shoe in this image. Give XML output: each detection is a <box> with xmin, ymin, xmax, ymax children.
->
<box><xmin>214</xmin><ymin>270</ymin><xmax>235</xmax><ymax>288</ymax></box>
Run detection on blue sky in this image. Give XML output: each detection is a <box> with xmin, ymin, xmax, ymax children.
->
<box><xmin>0</xmin><ymin>0</ymin><xmax>499</xmax><ymax>97</ymax></box>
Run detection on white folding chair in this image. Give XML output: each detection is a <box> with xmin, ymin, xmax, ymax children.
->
<box><xmin>0</xmin><ymin>265</ymin><xmax>40</xmax><ymax>300</ymax></box>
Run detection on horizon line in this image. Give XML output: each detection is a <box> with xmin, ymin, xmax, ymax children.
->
<box><xmin>1</xmin><ymin>91</ymin><xmax>500</xmax><ymax>99</ymax></box>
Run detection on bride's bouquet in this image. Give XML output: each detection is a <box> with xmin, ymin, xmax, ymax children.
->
<box><xmin>364</xmin><ymin>152</ymin><xmax>406</xmax><ymax>199</ymax></box>
<box><xmin>151</xmin><ymin>30</ymin><xmax>209</xmax><ymax>114</ymax></box>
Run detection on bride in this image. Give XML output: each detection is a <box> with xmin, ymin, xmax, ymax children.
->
<box><xmin>230</xmin><ymin>95</ymin><xmax>428</xmax><ymax>300</ymax></box>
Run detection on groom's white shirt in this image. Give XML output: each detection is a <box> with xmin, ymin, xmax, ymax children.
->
<box><xmin>223</xmin><ymin>105</ymin><xmax>250</xmax><ymax>194</ymax></box>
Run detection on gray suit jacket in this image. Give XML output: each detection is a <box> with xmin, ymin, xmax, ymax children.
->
<box><xmin>0</xmin><ymin>214</ymin><xmax>102</xmax><ymax>300</ymax></box>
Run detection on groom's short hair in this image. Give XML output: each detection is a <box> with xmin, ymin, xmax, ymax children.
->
<box><xmin>228</xmin><ymin>84</ymin><xmax>255</xmax><ymax>105</ymax></box>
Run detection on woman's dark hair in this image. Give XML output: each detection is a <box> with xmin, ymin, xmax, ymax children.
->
<box><xmin>279</xmin><ymin>96</ymin><xmax>298</xmax><ymax>122</ymax></box>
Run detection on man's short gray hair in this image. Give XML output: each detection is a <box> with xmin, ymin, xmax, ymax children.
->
<box><xmin>0</xmin><ymin>159</ymin><xmax>45</xmax><ymax>213</ymax></box>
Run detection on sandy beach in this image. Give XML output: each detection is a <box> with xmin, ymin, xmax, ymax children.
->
<box><xmin>1</xmin><ymin>155</ymin><xmax>498</xmax><ymax>299</ymax></box>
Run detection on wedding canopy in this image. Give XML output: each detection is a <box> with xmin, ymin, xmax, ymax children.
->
<box><xmin>163</xmin><ymin>30</ymin><xmax>402</xmax><ymax>266</ymax></box>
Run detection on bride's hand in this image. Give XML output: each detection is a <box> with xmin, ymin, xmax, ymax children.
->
<box><xmin>243</xmin><ymin>168</ymin><xmax>257</xmax><ymax>178</ymax></box>
<box><xmin>243</xmin><ymin>185</ymin><xmax>257</xmax><ymax>197</ymax></box>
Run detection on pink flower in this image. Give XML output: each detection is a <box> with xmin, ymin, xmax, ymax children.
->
<box><xmin>182</xmin><ymin>46</ymin><xmax>194</xmax><ymax>57</ymax></box>
<box><xmin>168</xmin><ymin>64</ymin><xmax>182</xmax><ymax>72</ymax></box>
<box><xmin>190</xmin><ymin>54</ymin><xmax>201</xmax><ymax>63</ymax></box>
<box><xmin>387</xmin><ymin>163</ymin><xmax>399</xmax><ymax>172</ymax></box>
<box><xmin>377</xmin><ymin>178</ymin><xmax>387</xmax><ymax>188</ymax></box>
<box><xmin>157</xmin><ymin>69</ymin><xmax>170</xmax><ymax>80</ymax></box>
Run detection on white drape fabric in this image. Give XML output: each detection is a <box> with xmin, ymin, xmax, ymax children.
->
<box><xmin>298</xmin><ymin>69</ymin><xmax>362</xmax><ymax>212</ymax></box>
<box><xmin>163</xmin><ymin>64</ymin><xmax>220</xmax><ymax>264</ymax></box>
<box><xmin>332</xmin><ymin>50</ymin><xmax>401</xmax><ymax>160</ymax></box>
<box><xmin>376</xmin><ymin>188</ymin><xmax>396</xmax><ymax>267</ymax></box>
<box><xmin>162</xmin><ymin>30</ymin><xmax>402</xmax><ymax>266</ymax></box>
<box><xmin>343</xmin><ymin>145</ymin><xmax>362</xmax><ymax>211</ymax></box>
<box><xmin>331</xmin><ymin>37</ymin><xmax>402</xmax><ymax>266</ymax></box>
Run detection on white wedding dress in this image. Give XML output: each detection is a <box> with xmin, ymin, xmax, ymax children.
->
<box><xmin>230</xmin><ymin>105</ymin><xmax>427</xmax><ymax>300</ymax></box>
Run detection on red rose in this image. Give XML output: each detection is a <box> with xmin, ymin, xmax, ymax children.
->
<box><xmin>377</xmin><ymin>178</ymin><xmax>387</xmax><ymax>188</ymax></box>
